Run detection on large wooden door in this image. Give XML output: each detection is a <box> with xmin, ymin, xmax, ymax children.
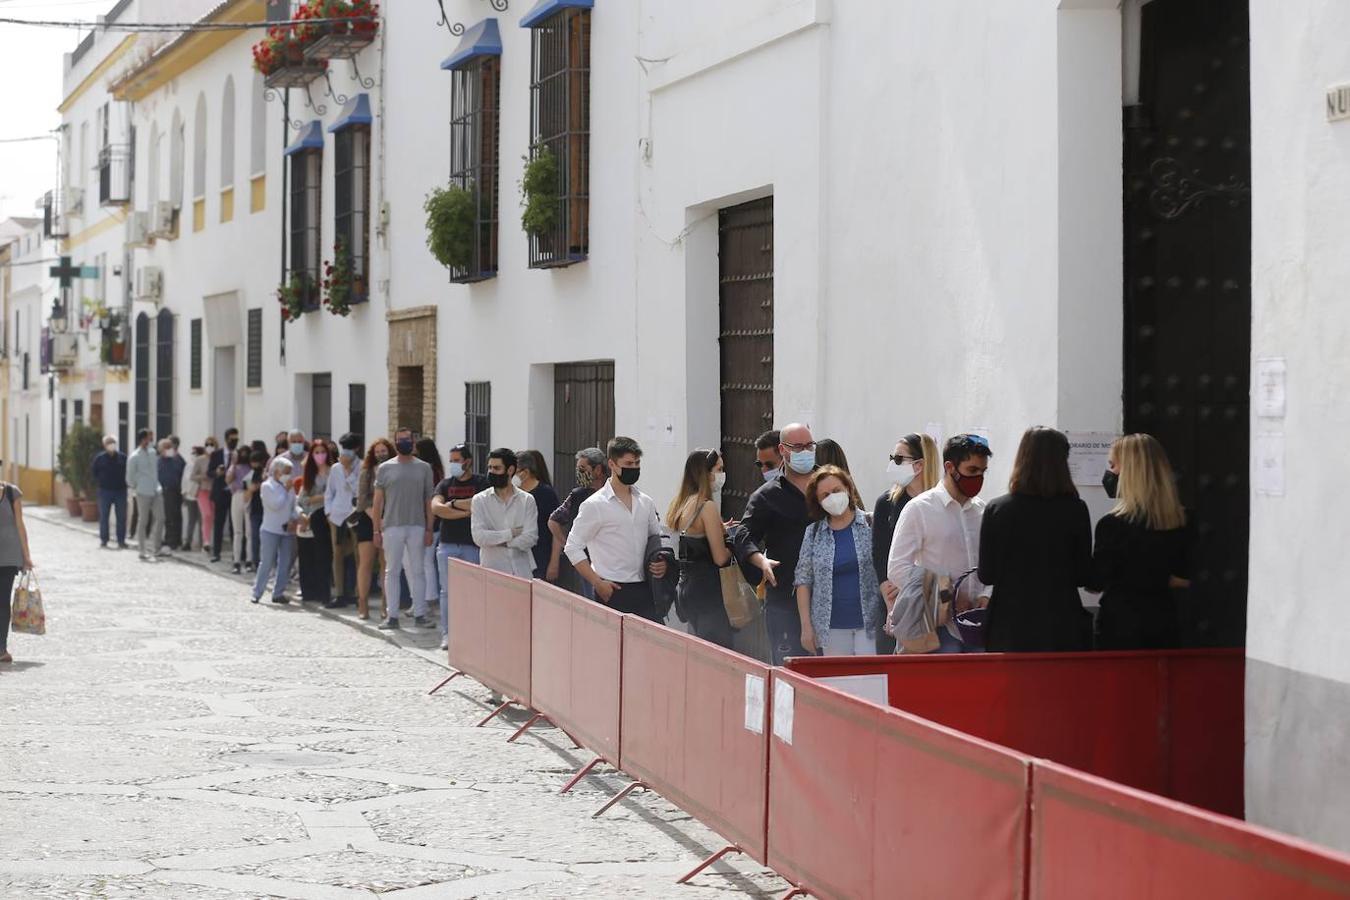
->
<box><xmin>1124</xmin><ymin>0</ymin><xmax>1250</xmax><ymax>646</ymax></box>
<box><xmin>718</xmin><ymin>197</ymin><xmax>774</xmax><ymax>521</ymax></box>
<box><xmin>553</xmin><ymin>361</ymin><xmax>614</xmax><ymax>495</ymax></box>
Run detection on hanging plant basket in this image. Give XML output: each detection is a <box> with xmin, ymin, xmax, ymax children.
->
<box><xmin>424</xmin><ymin>184</ymin><xmax>477</xmax><ymax>275</ymax></box>
<box><xmin>519</xmin><ymin>147</ymin><xmax>559</xmax><ymax>238</ymax></box>
<box><xmin>321</xmin><ymin>238</ymin><xmax>363</xmax><ymax>317</ymax></box>
<box><xmin>303</xmin><ymin>0</ymin><xmax>380</xmax><ymax>59</ymax></box>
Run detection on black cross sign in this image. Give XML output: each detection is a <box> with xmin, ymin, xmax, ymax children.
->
<box><xmin>49</xmin><ymin>256</ymin><xmax>82</xmax><ymax>289</ymax></box>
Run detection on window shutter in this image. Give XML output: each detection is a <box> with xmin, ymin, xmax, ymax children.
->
<box><xmin>246</xmin><ymin>307</ymin><xmax>262</xmax><ymax>388</ymax></box>
<box><xmin>189</xmin><ymin>318</ymin><xmax>202</xmax><ymax>390</ymax></box>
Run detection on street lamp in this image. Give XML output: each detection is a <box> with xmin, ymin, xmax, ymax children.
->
<box><xmin>49</xmin><ymin>299</ymin><xmax>67</xmax><ymax>334</ymax></box>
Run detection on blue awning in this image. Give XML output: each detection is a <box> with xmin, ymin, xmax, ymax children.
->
<box><xmin>328</xmin><ymin>94</ymin><xmax>372</xmax><ymax>132</ymax></box>
<box><xmin>520</xmin><ymin>0</ymin><xmax>592</xmax><ymax>28</ymax></box>
<box><xmin>441</xmin><ymin>18</ymin><xmax>502</xmax><ymax>70</ymax></box>
<box><xmin>284</xmin><ymin>120</ymin><xmax>324</xmax><ymax>156</ymax></box>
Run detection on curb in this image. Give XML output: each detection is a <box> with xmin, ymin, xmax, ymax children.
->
<box><xmin>29</xmin><ymin>506</ymin><xmax>450</xmax><ymax>670</ymax></box>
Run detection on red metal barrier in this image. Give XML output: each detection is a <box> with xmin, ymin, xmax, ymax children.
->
<box><xmin>433</xmin><ymin>559</ymin><xmax>486</xmax><ymax>695</ymax></box>
<box><xmin>437</xmin><ymin>561</ymin><xmax>535</xmax><ymax>729</ymax></box>
<box><xmin>530</xmin><ymin>580</ymin><xmax>624</xmax><ymax>790</ymax></box>
<box><xmin>618</xmin><ymin>617</ymin><xmax>770</xmax><ymax>881</ymax></box>
<box><xmin>767</xmin><ymin>668</ymin><xmax>1032</xmax><ymax>900</ymax></box>
<box><xmin>1031</xmin><ymin>761</ymin><xmax>1350</xmax><ymax>899</ymax></box>
<box><xmin>785</xmin><ymin>650</ymin><xmax>1243</xmax><ymax>815</ymax></box>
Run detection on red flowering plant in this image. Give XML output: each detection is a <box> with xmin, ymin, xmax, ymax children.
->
<box><xmin>301</xmin><ymin>0</ymin><xmax>380</xmax><ymax>40</ymax></box>
<box><xmin>320</xmin><ymin>238</ymin><xmax>363</xmax><ymax>317</ymax></box>
<box><xmin>276</xmin><ymin>271</ymin><xmax>310</xmax><ymax>322</ymax></box>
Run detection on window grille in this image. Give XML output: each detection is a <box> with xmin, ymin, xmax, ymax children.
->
<box><xmin>189</xmin><ymin>318</ymin><xmax>202</xmax><ymax>390</ymax></box>
<box><xmin>289</xmin><ymin>148</ymin><xmax>322</xmax><ymax>308</ymax></box>
<box><xmin>527</xmin><ymin>8</ymin><xmax>590</xmax><ymax>268</ymax></box>
<box><xmin>465</xmin><ymin>382</ymin><xmax>491</xmax><ymax>475</ymax></box>
<box><xmin>246</xmin><ymin>308</ymin><xmax>263</xmax><ymax>388</ymax></box>
<box><xmin>334</xmin><ymin>125</ymin><xmax>371</xmax><ymax>302</ymax></box>
<box><xmin>449</xmin><ymin>56</ymin><xmax>501</xmax><ymax>281</ymax></box>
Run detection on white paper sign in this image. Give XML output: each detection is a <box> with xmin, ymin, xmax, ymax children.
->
<box><xmin>772</xmin><ymin>680</ymin><xmax>795</xmax><ymax>745</ymax></box>
<box><xmin>1256</xmin><ymin>358</ymin><xmax>1287</xmax><ymax>419</ymax></box>
<box><xmin>1254</xmin><ymin>432</ymin><xmax>1285</xmax><ymax>496</ymax></box>
<box><xmin>743</xmin><ymin>674</ymin><xmax>765</xmax><ymax>734</ymax></box>
<box><xmin>818</xmin><ymin>674</ymin><xmax>889</xmax><ymax>707</ymax></box>
<box><xmin>1066</xmin><ymin>432</ymin><xmax>1118</xmax><ymax>486</ymax></box>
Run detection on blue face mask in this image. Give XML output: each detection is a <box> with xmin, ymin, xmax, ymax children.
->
<box><xmin>787</xmin><ymin>449</ymin><xmax>816</xmax><ymax>475</ymax></box>
<box><xmin>448</xmin><ymin>462</ymin><xmax>465</xmax><ymax>478</ymax></box>
<box><xmin>290</xmin><ymin>442</ymin><xmax>306</xmax><ymax>457</ymax></box>
<box><xmin>762</xmin><ymin>467</ymin><xmax>781</xmax><ymax>483</ymax></box>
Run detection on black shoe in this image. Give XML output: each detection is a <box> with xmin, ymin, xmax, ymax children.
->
<box><xmin>323</xmin><ymin>598</ymin><xmax>343</xmax><ymax>609</ymax></box>
<box><xmin>210</xmin><ymin>555</ymin><xmax>221</xmax><ymax>563</ymax></box>
<box><xmin>100</xmin><ymin>542</ymin><xmax>109</xmax><ymax>549</ymax></box>
<box><xmin>251</xmin><ymin>595</ymin><xmax>260</xmax><ymax>604</ymax></box>
<box><xmin>231</xmin><ymin>563</ymin><xmax>242</xmax><ymax>574</ymax></box>
<box><xmin>377</xmin><ymin>618</ymin><xmax>401</xmax><ymax>631</ymax></box>
<box><xmin>244</xmin><ymin>563</ymin><xmax>256</xmax><ymax>573</ymax></box>
<box><xmin>271</xmin><ymin>595</ymin><xmax>291</xmax><ymax>605</ymax></box>
<box><xmin>117</xmin><ymin>542</ymin><xmax>129</xmax><ymax>550</ymax></box>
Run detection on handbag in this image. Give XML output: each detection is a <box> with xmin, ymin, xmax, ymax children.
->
<box><xmin>11</xmin><ymin>570</ymin><xmax>46</xmax><ymax>635</ymax></box>
<box><xmin>897</xmin><ymin>572</ymin><xmax>941</xmax><ymax>654</ymax></box>
<box><xmin>719</xmin><ymin>564</ymin><xmax>760</xmax><ymax>630</ymax></box>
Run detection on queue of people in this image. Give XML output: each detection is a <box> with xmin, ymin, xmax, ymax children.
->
<box><xmin>66</xmin><ymin>417</ymin><xmax>1193</xmax><ymax>665</ymax></box>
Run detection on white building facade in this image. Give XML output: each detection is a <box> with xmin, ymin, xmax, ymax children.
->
<box><xmin>2</xmin><ymin>220</ymin><xmax>60</xmax><ymax>505</ymax></box>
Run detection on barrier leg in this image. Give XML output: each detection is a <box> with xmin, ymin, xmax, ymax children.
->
<box><xmin>426</xmin><ymin>670</ymin><xmax>464</xmax><ymax>695</ymax></box>
<box><xmin>559</xmin><ymin>756</ymin><xmax>604</xmax><ymax>794</ymax></box>
<box><xmin>506</xmin><ymin>711</ymin><xmax>548</xmax><ymax>744</ymax></box>
<box><xmin>475</xmin><ymin>699</ymin><xmax>515</xmax><ymax>727</ymax></box>
<box><xmin>776</xmin><ymin>887</ymin><xmax>809</xmax><ymax>899</ymax></box>
<box><xmin>676</xmin><ymin>844</ymin><xmax>743</xmax><ymax>885</ymax></box>
<box><xmin>592</xmin><ymin>780</ymin><xmax>648</xmax><ymax>818</ymax></box>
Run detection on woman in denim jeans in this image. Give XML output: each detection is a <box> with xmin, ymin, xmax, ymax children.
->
<box><xmin>794</xmin><ymin>465</ymin><xmax>883</xmax><ymax>656</ymax></box>
<box><xmin>253</xmin><ymin>457</ymin><xmax>299</xmax><ymax>604</ymax></box>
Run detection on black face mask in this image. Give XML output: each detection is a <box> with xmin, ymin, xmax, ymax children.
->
<box><xmin>617</xmin><ymin>466</ymin><xmax>641</xmax><ymax>486</ymax></box>
<box><xmin>226</xmin><ymin>438</ymin><xmax>239</xmax><ymax>450</ymax></box>
<box><xmin>488</xmin><ymin>472</ymin><xmax>510</xmax><ymax>489</ymax></box>
<box><xmin>1102</xmin><ymin>469</ymin><xmax>1119</xmax><ymax>499</ymax></box>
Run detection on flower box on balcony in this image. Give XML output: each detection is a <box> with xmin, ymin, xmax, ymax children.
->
<box><xmin>302</xmin><ymin>1</ymin><xmax>379</xmax><ymax>61</ymax></box>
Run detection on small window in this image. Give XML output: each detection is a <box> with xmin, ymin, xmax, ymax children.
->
<box><xmin>73</xmin><ymin>399</ymin><xmax>84</xmax><ymax>425</ymax></box>
<box><xmin>348</xmin><ymin>383</ymin><xmax>366</xmax><ymax>442</ymax></box>
<box><xmin>189</xmin><ymin>318</ymin><xmax>202</xmax><ymax>390</ymax></box>
<box><xmin>311</xmin><ymin>373</ymin><xmax>332</xmax><ymax>440</ymax></box>
<box><xmin>448</xmin><ymin>53</ymin><xmax>501</xmax><ymax>281</ymax></box>
<box><xmin>333</xmin><ymin>124</ymin><xmax>371</xmax><ymax>303</ymax></box>
<box><xmin>134</xmin><ymin>312</ymin><xmax>150</xmax><ymax>431</ymax></box>
<box><xmin>465</xmin><ymin>381</ymin><xmax>490</xmax><ymax>475</ymax></box>
<box><xmin>288</xmin><ymin>144</ymin><xmax>322</xmax><ymax>308</ymax></box>
<box><xmin>155</xmin><ymin>308</ymin><xmax>175</xmax><ymax>438</ymax></box>
<box><xmin>246</xmin><ymin>308</ymin><xmax>262</xmax><ymax>389</ymax></box>
<box><xmin>526</xmin><ymin>6</ymin><xmax>591</xmax><ymax>268</ymax></box>
<box><xmin>117</xmin><ymin>401</ymin><xmax>129</xmax><ymax>452</ymax></box>
<box><xmin>60</xmin><ymin>399</ymin><xmax>68</xmax><ymax>445</ymax></box>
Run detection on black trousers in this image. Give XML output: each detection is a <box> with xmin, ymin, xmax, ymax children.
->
<box><xmin>161</xmin><ymin>487</ymin><xmax>183</xmax><ymax>548</ymax></box>
<box><xmin>0</xmin><ymin>565</ymin><xmax>18</xmax><ymax>653</ymax></box>
<box><xmin>607</xmin><ymin>580</ymin><xmax>659</xmax><ymax>622</ymax></box>
<box><xmin>211</xmin><ymin>492</ymin><xmax>230</xmax><ymax>555</ymax></box>
<box><xmin>296</xmin><ymin>509</ymin><xmax>332</xmax><ymax>604</ymax></box>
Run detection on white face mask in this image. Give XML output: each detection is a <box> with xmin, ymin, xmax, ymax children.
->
<box><xmin>886</xmin><ymin>459</ymin><xmax>918</xmax><ymax>489</ymax></box>
<box><xmin>712</xmin><ymin>471</ymin><xmax>726</xmax><ymax>492</ymax></box>
<box><xmin>820</xmin><ymin>491</ymin><xmax>851</xmax><ymax>517</ymax></box>
<box><xmin>511</xmin><ymin>474</ymin><xmax>523</xmax><ymax>489</ymax></box>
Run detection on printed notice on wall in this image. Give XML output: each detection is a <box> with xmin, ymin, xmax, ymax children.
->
<box><xmin>743</xmin><ymin>674</ymin><xmax>765</xmax><ymax>734</ymax></box>
<box><xmin>1066</xmin><ymin>432</ymin><xmax>1118</xmax><ymax>486</ymax></box>
<box><xmin>772</xmin><ymin>680</ymin><xmax>795</xmax><ymax>745</ymax></box>
<box><xmin>818</xmin><ymin>674</ymin><xmax>889</xmax><ymax>706</ymax></box>
<box><xmin>1256</xmin><ymin>358</ymin><xmax>1287</xmax><ymax>419</ymax></box>
<box><xmin>1254</xmin><ymin>432</ymin><xmax>1285</xmax><ymax>496</ymax></box>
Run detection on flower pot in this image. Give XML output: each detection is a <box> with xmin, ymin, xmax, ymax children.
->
<box><xmin>65</xmin><ymin>497</ymin><xmax>83</xmax><ymax>517</ymax></box>
<box><xmin>80</xmin><ymin>500</ymin><xmax>100</xmax><ymax>523</ymax></box>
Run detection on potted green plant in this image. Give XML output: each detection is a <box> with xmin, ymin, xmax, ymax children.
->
<box><xmin>519</xmin><ymin>147</ymin><xmax>559</xmax><ymax>238</ymax></box>
<box><xmin>58</xmin><ymin>422</ymin><xmax>104</xmax><ymax>518</ymax></box>
<box><xmin>423</xmin><ymin>184</ymin><xmax>476</xmax><ymax>273</ymax></box>
<box><xmin>277</xmin><ymin>271</ymin><xmax>310</xmax><ymax>321</ymax></box>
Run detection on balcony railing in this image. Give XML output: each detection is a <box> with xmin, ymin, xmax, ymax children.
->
<box><xmin>98</xmin><ymin>144</ymin><xmax>132</xmax><ymax>207</ymax></box>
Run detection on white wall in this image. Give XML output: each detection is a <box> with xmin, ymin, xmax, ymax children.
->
<box><xmin>1246</xmin><ymin>0</ymin><xmax>1350</xmax><ymax>852</ymax></box>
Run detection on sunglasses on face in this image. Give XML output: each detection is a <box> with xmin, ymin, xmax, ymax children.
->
<box><xmin>754</xmin><ymin>460</ymin><xmax>778</xmax><ymax>471</ymax></box>
<box><xmin>889</xmin><ymin>454</ymin><xmax>919</xmax><ymax>465</ymax></box>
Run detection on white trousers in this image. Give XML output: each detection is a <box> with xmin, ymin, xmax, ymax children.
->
<box><xmin>823</xmin><ymin>627</ymin><xmax>873</xmax><ymax>657</ymax></box>
<box><xmin>383</xmin><ymin>525</ymin><xmax>428</xmax><ymax>621</ymax></box>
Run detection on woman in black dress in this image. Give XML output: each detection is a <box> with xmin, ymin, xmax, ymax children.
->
<box><xmin>667</xmin><ymin>449</ymin><xmax>734</xmax><ymax>648</ymax></box>
<box><xmin>871</xmin><ymin>433</ymin><xmax>940</xmax><ymax>653</ymax></box>
<box><xmin>978</xmin><ymin>427</ymin><xmax>1093</xmax><ymax>652</ymax></box>
<box><xmin>1093</xmin><ymin>433</ymin><xmax>1191</xmax><ymax>649</ymax></box>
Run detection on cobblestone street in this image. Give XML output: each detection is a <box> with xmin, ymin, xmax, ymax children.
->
<box><xmin>0</xmin><ymin>513</ymin><xmax>781</xmax><ymax>899</ymax></box>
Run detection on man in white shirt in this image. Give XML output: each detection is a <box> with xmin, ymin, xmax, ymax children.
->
<box><xmin>470</xmin><ymin>448</ymin><xmax>539</xmax><ymax>579</ymax></box>
<box><xmin>564</xmin><ymin>436</ymin><xmax>667</xmax><ymax>621</ymax></box>
<box><xmin>887</xmin><ymin>434</ymin><xmax>994</xmax><ymax>653</ymax></box>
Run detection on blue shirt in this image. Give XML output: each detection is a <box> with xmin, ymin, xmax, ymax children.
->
<box><xmin>90</xmin><ymin>450</ymin><xmax>127</xmax><ymax>492</ymax></box>
<box><xmin>829</xmin><ymin>523</ymin><xmax>865</xmax><ymax>629</ymax></box>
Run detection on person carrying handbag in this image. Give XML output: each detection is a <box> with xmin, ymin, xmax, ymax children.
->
<box><xmin>0</xmin><ymin>481</ymin><xmax>37</xmax><ymax>663</ymax></box>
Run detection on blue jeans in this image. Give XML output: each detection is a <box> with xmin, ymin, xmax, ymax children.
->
<box><xmin>253</xmin><ymin>529</ymin><xmax>295</xmax><ymax>600</ymax></box>
<box><xmin>249</xmin><ymin>510</ymin><xmax>263</xmax><ymax>566</ymax></box>
<box><xmin>437</xmin><ymin>541</ymin><xmax>481</xmax><ymax>638</ymax></box>
<box><xmin>97</xmin><ymin>488</ymin><xmax>127</xmax><ymax>545</ymax></box>
<box><xmin>765</xmin><ymin>601</ymin><xmax>808</xmax><ymax>666</ymax></box>
<box><xmin>935</xmin><ymin>627</ymin><xmax>973</xmax><ymax>654</ymax></box>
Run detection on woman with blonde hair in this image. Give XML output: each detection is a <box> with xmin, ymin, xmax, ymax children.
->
<box><xmin>1093</xmin><ymin>433</ymin><xmax>1191</xmax><ymax>649</ymax></box>
<box><xmin>668</xmin><ymin>449</ymin><xmax>734</xmax><ymax>647</ymax></box>
<box><xmin>871</xmin><ymin>434</ymin><xmax>940</xmax><ymax>652</ymax></box>
<box><xmin>794</xmin><ymin>465</ymin><xmax>883</xmax><ymax>656</ymax></box>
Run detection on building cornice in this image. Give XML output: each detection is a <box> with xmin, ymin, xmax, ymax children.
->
<box><xmin>109</xmin><ymin>0</ymin><xmax>264</xmax><ymax>102</ymax></box>
<box><xmin>58</xmin><ymin>34</ymin><xmax>138</xmax><ymax>114</ymax></box>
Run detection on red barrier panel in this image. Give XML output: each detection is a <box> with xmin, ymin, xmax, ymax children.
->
<box><xmin>478</xmin><ymin>566</ymin><xmax>533</xmax><ymax>706</ymax></box>
<box><xmin>619</xmin><ymin>617</ymin><xmax>770</xmax><ymax>872</ymax></box>
<box><xmin>1031</xmin><ymin>761</ymin><xmax>1350</xmax><ymax>899</ymax></box>
<box><xmin>767</xmin><ymin>669</ymin><xmax>1031</xmax><ymax>900</ymax></box>
<box><xmin>785</xmin><ymin>650</ymin><xmax>1243</xmax><ymax>814</ymax></box>
<box><xmin>530</xmin><ymin>580</ymin><xmax>623</xmax><ymax>769</ymax></box>
<box><xmin>446</xmin><ymin>558</ymin><xmax>486</xmax><ymax>683</ymax></box>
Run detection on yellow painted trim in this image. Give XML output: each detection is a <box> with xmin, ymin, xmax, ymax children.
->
<box><xmin>193</xmin><ymin>198</ymin><xmax>206</xmax><ymax>233</ymax></box>
<box><xmin>111</xmin><ymin>0</ymin><xmax>265</xmax><ymax>102</ymax></box>
<box><xmin>59</xmin><ymin>35</ymin><xmax>138</xmax><ymax>114</ymax></box>
<box><xmin>220</xmin><ymin>187</ymin><xmax>235</xmax><ymax>223</ymax></box>
<box><xmin>62</xmin><ymin>208</ymin><xmax>128</xmax><ymax>252</ymax></box>
<box><xmin>250</xmin><ymin>174</ymin><xmax>266</xmax><ymax>213</ymax></box>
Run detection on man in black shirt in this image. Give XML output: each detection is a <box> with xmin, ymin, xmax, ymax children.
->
<box><xmin>432</xmin><ymin>444</ymin><xmax>490</xmax><ymax>649</ymax></box>
<box><xmin>733</xmin><ymin>422</ymin><xmax>817</xmax><ymax>665</ymax></box>
<box><xmin>208</xmin><ymin>427</ymin><xmax>239</xmax><ymax>562</ymax></box>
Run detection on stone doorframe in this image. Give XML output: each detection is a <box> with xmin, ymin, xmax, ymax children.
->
<box><xmin>386</xmin><ymin>305</ymin><xmax>437</xmax><ymax>438</ymax></box>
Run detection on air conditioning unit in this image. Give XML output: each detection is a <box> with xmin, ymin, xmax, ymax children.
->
<box><xmin>125</xmin><ymin>211</ymin><xmax>150</xmax><ymax>247</ymax></box>
<box><xmin>149</xmin><ymin>201</ymin><xmax>175</xmax><ymax>238</ymax></box>
<box><xmin>136</xmin><ymin>266</ymin><xmax>163</xmax><ymax>302</ymax></box>
<box><xmin>49</xmin><ymin>332</ymin><xmax>79</xmax><ymax>368</ymax></box>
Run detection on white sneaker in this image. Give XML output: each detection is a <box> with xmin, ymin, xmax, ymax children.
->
<box><xmin>439</xmin><ymin>637</ymin><xmax>448</xmax><ymax>651</ymax></box>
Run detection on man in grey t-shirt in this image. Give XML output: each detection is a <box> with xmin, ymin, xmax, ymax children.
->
<box><xmin>372</xmin><ymin>426</ymin><xmax>435</xmax><ymax>630</ymax></box>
